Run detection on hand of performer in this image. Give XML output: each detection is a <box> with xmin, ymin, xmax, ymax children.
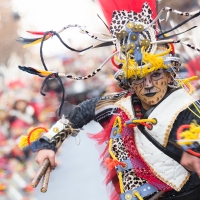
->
<box><xmin>35</xmin><ymin>149</ymin><xmax>57</xmax><ymax>170</ymax></box>
<box><xmin>180</xmin><ymin>151</ymin><xmax>200</xmax><ymax>177</ymax></box>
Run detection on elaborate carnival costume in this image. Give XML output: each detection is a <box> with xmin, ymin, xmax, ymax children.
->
<box><xmin>18</xmin><ymin>0</ymin><xmax>200</xmax><ymax>199</ymax></box>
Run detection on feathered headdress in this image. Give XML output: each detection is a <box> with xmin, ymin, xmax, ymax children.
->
<box><xmin>16</xmin><ymin>0</ymin><xmax>200</xmax><ymax>113</ymax></box>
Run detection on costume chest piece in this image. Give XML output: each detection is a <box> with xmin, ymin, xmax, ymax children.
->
<box><xmin>114</xmin><ymin>89</ymin><xmax>193</xmax><ymax>191</ymax></box>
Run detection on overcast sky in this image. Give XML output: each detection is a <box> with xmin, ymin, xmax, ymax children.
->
<box><xmin>12</xmin><ymin>0</ymin><xmax>108</xmax><ymax>55</ymax></box>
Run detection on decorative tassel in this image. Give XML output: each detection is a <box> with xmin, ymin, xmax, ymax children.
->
<box><xmin>104</xmin><ymin>157</ymin><xmax>126</xmax><ymax>170</ymax></box>
<box><xmin>18</xmin><ymin>127</ymin><xmax>48</xmax><ymax>149</ymax></box>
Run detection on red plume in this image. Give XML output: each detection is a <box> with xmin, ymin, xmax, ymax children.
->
<box><xmin>26</xmin><ymin>31</ymin><xmax>52</xmax><ymax>36</ymax></box>
<box><xmin>96</xmin><ymin>0</ymin><xmax>157</xmax><ymax>26</ymax></box>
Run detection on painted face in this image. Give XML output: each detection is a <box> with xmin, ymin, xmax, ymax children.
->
<box><xmin>132</xmin><ymin>69</ymin><xmax>170</xmax><ymax>107</ymax></box>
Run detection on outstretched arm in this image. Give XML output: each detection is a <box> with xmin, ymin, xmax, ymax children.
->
<box><xmin>34</xmin><ymin>97</ymin><xmax>101</xmax><ymax>168</ymax></box>
<box><xmin>34</xmin><ymin>91</ymin><xmax>125</xmax><ymax>169</ymax></box>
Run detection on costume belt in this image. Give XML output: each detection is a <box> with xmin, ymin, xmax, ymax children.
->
<box><xmin>159</xmin><ymin>184</ymin><xmax>200</xmax><ymax>200</ymax></box>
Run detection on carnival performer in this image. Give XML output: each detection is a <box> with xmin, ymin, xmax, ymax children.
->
<box><xmin>17</xmin><ymin>0</ymin><xmax>200</xmax><ymax>199</ymax></box>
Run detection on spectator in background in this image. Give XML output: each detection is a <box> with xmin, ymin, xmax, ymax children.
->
<box><xmin>9</xmin><ymin>98</ymin><xmax>36</xmax><ymax>138</ymax></box>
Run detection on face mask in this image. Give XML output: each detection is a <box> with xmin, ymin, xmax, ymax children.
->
<box><xmin>132</xmin><ymin>69</ymin><xmax>170</xmax><ymax>106</ymax></box>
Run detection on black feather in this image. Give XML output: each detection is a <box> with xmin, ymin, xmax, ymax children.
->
<box><xmin>18</xmin><ymin>66</ymin><xmax>45</xmax><ymax>77</ymax></box>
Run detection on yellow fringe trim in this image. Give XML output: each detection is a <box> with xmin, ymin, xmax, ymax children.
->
<box><xmin>178</xmin><ymin>76</ymin><xmax>200</xmax><ymax>119</ymax></box>
<box><xmin>178</xmin><ymin>76</ymin><xmax>198</xmax><ymax>85</ymax></box>
<box><xmin>192</xmin><ymin>102</ymin><xmax>200</xmax><ymax>116</ymax></box>
<box><xmin>186</xmin><ymin>83</ymin><xmax>194</xmax><ymax>94</ymax></box>
<box><xmin>114</xmin><ymin>46</ymin><xmax>171</xmax><ymax>79</ymax></box>
<box><xmin>178</xmin><ymin>76</ymin><xmax>198</xmax><ymax>94</ymax></box>
<box><xmin>18</xmin><ymin>127</ymin><xmax>48</xmax><ymax>149</ymax></box>
<box><xmin>18</xmin><ymin>135</ymin><xmax>29</xmax><ymax>149</ymax></box>
<box><xmin>177</xmin><ymin>77</ymin><xmax>200</xmax><ymax>118</ymax></box>
<box><xmin>187</xmin><ymin>106</ymin><xmax>200</xmax><ymax>119</ymax></box>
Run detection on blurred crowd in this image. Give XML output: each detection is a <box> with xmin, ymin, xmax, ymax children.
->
<box><xmin>0</xmin><ymin>76</ymin><xmax>59</xmax><ymax>200</ymax></box>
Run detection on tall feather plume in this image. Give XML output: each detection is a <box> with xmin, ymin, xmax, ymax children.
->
<box><xmin>16</xmin><ymin>32</ymin><xmax>52</xmax><ymax>48</ymax></box>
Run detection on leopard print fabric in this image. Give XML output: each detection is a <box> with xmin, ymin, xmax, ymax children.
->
<box><xmin>110</xmin><ymin>3</ymin><xmax>153</xmax><ymax>37</ymax></box>
<box><xmin>111</xmin><ymin>137</ymin><xmax>147</xmax><ymax>192</ymax></box>
<box><xmin>122</xmin><ymin>169</ymin><xmax>147</xmax><ymax>192</ymax></box>
<box><xmin>110</xmin><ymin>2</ymin><xmax>157</xmax><ymax>53</ymax></box>
<box><xmin>111</xmin><ymin>138</ymin><xmax>128</xmax><ymax>161</ymax></box>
